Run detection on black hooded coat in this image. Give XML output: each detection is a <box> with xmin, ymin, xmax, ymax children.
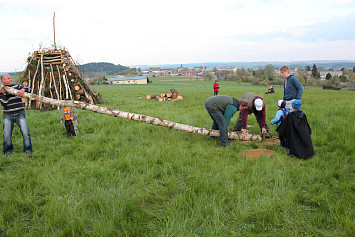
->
<box><xmin>277</xmin><ymin>110</ymin><xmax>315</xmax><ymax>159</ymax></box>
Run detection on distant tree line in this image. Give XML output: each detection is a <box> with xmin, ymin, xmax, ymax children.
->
<box><xmin>204</xmin><ymin>63</ymin><xmax>355</xmax><ymax>89</ymax></box>
<box><xmin>78</xmin><ymin>62</ymin><xmax>129</xmax><ymax>75</ymax></box>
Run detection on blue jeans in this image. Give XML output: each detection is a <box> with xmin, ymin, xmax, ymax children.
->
<box><xmin>3</xmin><ymin>111</ymin><xmax>32</xmax><ymax>154</ymax></box>
<box><xmin>205</xmin><ymin>106</ymin><xmax>229</xmax><ymax>146</ymax></box>
<box><xmin>214</xmin><ymin>91</ymin><xmax>219</xmax><ymax>96</ymax></box>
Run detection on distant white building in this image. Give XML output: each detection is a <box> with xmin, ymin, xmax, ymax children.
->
<box><xmin>108</xmin><ymin>76</ymin><xmax>149</xmax><ymax>85</ymax></box>
<box><xmin>319</xmin><ymin>71</ymin><xmax>342</xmax><ymax>80</ymax></box>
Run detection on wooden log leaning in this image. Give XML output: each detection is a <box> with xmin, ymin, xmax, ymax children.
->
<box><xmin>0</xmin><ymin>85</ymin><xmax>262</xmax><ymax>141</ymax></box>
<box><xmin>170</xmin><ymin>88</ymin><xmax>179</xmax><ymax>95</ymax></box>
<box><xmin>170</xmin><ymin>89</ymin><xmax>183</xmax><ymax>100</ymax></box>
<box><xmin>146</xmin><ymin>94</ymin><xmax>159</xmax><ymax>99</ymax></box>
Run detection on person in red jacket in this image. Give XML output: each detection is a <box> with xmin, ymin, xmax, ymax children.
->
<box><xmin>213</xmin><ymin>80</ymin><xmax>220</xmax><ymax>96</ymax></box>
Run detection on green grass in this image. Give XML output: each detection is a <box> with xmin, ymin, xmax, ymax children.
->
<box><xmin>0</xmin><ymin>77</ymin><xmax>354</xmax><ymax>236</ymax></box>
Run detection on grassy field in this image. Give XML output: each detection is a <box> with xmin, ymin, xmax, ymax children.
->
<box><xmin>0</xmin><ymin>77</ymin><xmax>354</xmax><ymax>236</ymax></box>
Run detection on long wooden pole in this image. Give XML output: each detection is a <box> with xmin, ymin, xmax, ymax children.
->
<box><xmin>0</xmin><ymin>85</ymin><xmax>262</xmax><ymax>141</ymax></box>
<box><xmin>53</xmin><ymin>12</ymin><xmax>57</xmax><ymax>50</ymax></box>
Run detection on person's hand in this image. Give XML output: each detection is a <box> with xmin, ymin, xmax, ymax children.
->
<box><xmin>262</xmin><ymin>128</ymin><xmax>267</xmax><ymax>134</ymax></box>
<box><xmin>17</xmin><ymin>88</ymin><xmax>25</xmax><ymax>97</ymax></box>
<box><xmin>0</xmin><ymin>87</ymin><xmax>6</xmax><ymax>95</ymax></box>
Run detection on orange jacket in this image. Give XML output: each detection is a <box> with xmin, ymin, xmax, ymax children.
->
<box><xmin>63</xmin><ymin>106</ymin><xmax>72</xmax><ymax>120</ymax></box>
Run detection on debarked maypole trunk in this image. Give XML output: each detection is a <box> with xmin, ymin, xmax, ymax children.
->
<box><xmin>1</xmin><ymin>85</ymin><xmax>262</xmax><ymax>141</ymax></box>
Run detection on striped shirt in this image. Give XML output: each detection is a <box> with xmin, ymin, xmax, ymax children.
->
<box><xmin>0</xmin><ymin>84</ymin><xmax>31</xmax><ymax>114</ymax></box>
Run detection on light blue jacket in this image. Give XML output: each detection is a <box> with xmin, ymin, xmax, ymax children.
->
<box><xmin>271</xmin><ymin>109</ymin><xmax>289</xmax><ymax>128</ymax></box>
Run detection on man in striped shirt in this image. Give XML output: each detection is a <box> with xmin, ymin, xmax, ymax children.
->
<box><xmin>0</xmin><ymin>74</ymin><xmax>32</xmax><ymax>155</ymax></box>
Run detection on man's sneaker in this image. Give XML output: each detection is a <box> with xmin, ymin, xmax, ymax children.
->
<box><xmin>25</xmin><ymin>152</ymin><xmax>32</xmax><ymax>155</ymax></box>
<box><xmin>221</xmin><ymin>144</ymin><xmax>231</xmax><ymax>148</ymax></box>
<box><xmin>4</xmin><ymin>153</ymin><xmax>12</xmax><ymax>156</ymax></box>
<box><xmin>264</xmin><ymin>134</ymin><xmax>272</xmax><ymax>139</ymax></box>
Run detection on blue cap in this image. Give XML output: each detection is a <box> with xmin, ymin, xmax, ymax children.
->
<box><xmin>292</xmin><ymin>99</ymin><xmax>303</xmax><ymax>110</ymax></box>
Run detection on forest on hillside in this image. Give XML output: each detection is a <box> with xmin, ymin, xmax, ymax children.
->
<box><xmin>78</xmin><ymin>62</ymin><xmax>129</xmax><ymax>75</ymax></box>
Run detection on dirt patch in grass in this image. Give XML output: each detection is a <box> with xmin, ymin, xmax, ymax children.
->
<box><xmin>261</xmin><ymin>137</ymin><xmax>280</xmax><ymax>147</ymax></box>
<box><xmin>239</xmin><ymin>148</ymin><xmax>275</xmax><ymax>160</ymax></box>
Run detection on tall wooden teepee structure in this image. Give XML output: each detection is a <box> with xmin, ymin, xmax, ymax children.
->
<box><xmin>18</xmin><ymin>13</ymin><xmax>104</xmax><ymax>110</ymax></box>
<box><xmin>19</xmin><ymin>48</ymin><xmax>104</xmax><ymax>110</ymax></box>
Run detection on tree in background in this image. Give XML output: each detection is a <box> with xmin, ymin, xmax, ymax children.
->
<box><xmin>203</xmin><ymin>72</ymin><xmax>214</xmax><ymax>81</ymax></box>
<box><xmin>329</xmin><ymin>75</ymin><xmax>341</xmax><ymax>86</ymax></box>
<box><xmin>311</xmin><ymin>64</ymin><xmax>319</xmax><ymax>78</ymax></box>
<box><xmin>339</xmin><ymin>75</ymin><xmax>348</xmax><ymax>83</ymax></box>
<box><xmin>326</xmin><ymin>73</ymin><xmax>332</xmax><ymax>80</ymax></box>
<box><xmin>305</xmin><ymin>65</ymin><xmax>311</xmax><ymax>72</ymax></box>
<box><xmin>350</xmin><ymin>73</ymin><xmax>355</xmax><ymax>82</ymax></box>
<box><xmin>218</xmin><ymin>70</ymin><xmax>235</xmax><ymax>81</ymax></box>
<box><xmin>353</xmin><ymin>65</ymin><xmax>355</xmax><ymax>73</ymax></box>
<box><xmin>263</xmin><ymin>64</ymin><xmax>275</xmax><ymax>83</ymax></box>
<box><xmin>296</xmin><ymin>70</ymin><xmax>307</xmax><ymax>85</ymax></box>
<box><xmin>236</xmin><ymin>68</ymin><xmax>249</xmax><ymax>82</ymax></box>
<box><xmin>138</xmin><ymin>68</ymin><xmax>142</xmax><ymax>76</ymax></box>
<box><xmin>253</xmin><ymin>68</ymin><xmax>266</xmax><ymax>81</ymax></box>
<box><xmin>341</xmin><ymin>68</ymin><xmax>352</xmax><ymax>80</ymax></box>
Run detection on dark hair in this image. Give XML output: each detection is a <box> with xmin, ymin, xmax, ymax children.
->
<box><xmin>239</xmin><ymin>99</ymin><xmax>249</xmax><ymax>108</ymax></box>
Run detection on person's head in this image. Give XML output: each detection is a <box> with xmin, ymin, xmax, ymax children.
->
<box><xmin>254</xmin><ymin>98</ymin><xmax>263</xmax><ymax>111</ymax></box>
<box><xmin>278</xmin><ymin>100</ymin><xmax>286</xmax><ymax>109</ymax></box>
<box><xmin>280</xmin><ymin>66</ymin><xmax>290</xmax><ymax>78</ymax></box>
<box><xmin>232</xmin><ymin>97</ymin><xmax>239</xmax><ymax>109</ymax></box>
<box><xmin>292</xmin><ymin>99</ymin><xmax>303</xmax><ymax>111</ymax></box>
<box><xmin>239</xmin><ymin>99</ymin><xmax>249</xmax><ymax>111</ymax></box>
<box><xmin>63</xmin><ymin>98</ymin><xmax>71</xmax><ymax>106</ymax></box>
<box><xmin>215</xmin><ymin>80</ymin><xmax>218</xmax><ymax>83</ymax></box>
<box><xmin>1</xmin><ymin>74</ymin><xmax>12</xmax><ymax>85</ymax></box>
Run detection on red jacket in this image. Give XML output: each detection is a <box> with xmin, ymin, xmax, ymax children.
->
<box><xmin>213</xmin><ymin>83</ymin><xmax>220</xmax><ymax>91</ymax></box>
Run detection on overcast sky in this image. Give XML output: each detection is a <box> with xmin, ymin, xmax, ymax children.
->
<box><xmin>1</xmin><ymin>0</ymin><xmax>355</xmax><ymax>72</ymax></box>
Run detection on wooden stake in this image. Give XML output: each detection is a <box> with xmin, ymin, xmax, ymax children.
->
<box><xmin>63</xmin><ymin>70</ymin><xmax>73</xmax><ymax>100</ymax></box>
<box><xmin>53</xmin><ymin>12</ymin><xmax>57</xmax><ymax>50</ymax></box>
<box><xmin>38</xmin><ymin>54</ymin><xmax>45</xmax><ymax>109</ymax></box>
<box><xmin>50</xmin><ymin>64</ymin><xmax>60</xmax><ymax>100</ymax></box>
<box><xmin>56</xmin><ymin>65</ymin><xmax>62</xmax><ymax>100</ymax></box>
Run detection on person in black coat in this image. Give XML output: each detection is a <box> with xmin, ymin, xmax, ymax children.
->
<box><xmin>277</xmin><ymin>99</ymin><xmax>315</xmax><ymax>159</ymax></box>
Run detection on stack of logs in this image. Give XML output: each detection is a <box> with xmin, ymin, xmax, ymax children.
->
<box><xmin>146</xmin><ymin>88</ymin><xmax>183</xmax><ymax>102</ymax></box>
